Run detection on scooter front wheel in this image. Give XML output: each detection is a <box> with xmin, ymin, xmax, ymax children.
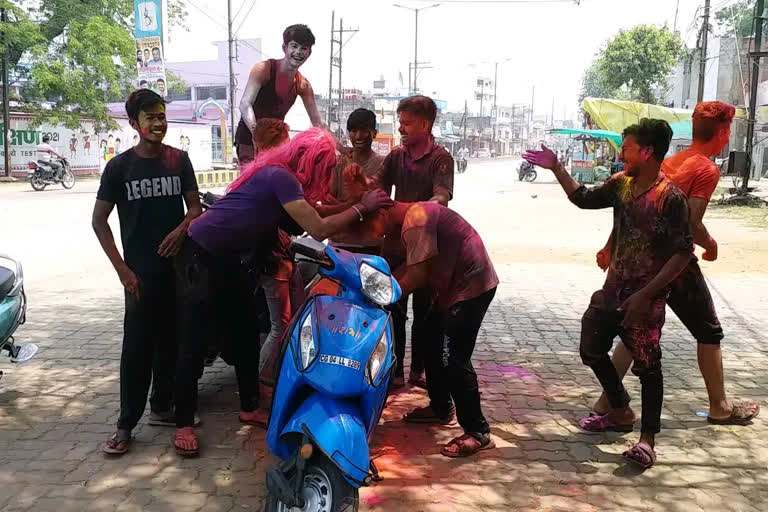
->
<box><xmin>524</xmin><ymin>170</ymin><xmax>538</xmax><ymax>182</ymax></box>
<box><xmin>265</xmin><ymin>455</ymin><xmax>359</xmax><ymax>512</ymax></box>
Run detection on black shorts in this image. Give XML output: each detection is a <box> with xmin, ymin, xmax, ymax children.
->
<box><xmin>667</xmin><ymin>260</ymin><xmax>724</xmax><ymax>346</ymax></box>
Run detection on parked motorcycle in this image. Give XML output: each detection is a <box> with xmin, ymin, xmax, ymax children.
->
<box><xmin>264</xmin><ymin>238</ymin><xmax>401</xmax><ymax>512</ymax></box>
<box><xmin>518</xmin><ymin>160</ymin><xmax>538</xmax><ymax>182</ymax></box>
<box><xmin>456</xmin><ymin>156</ymin><xmax>468</xmax><ymax>174</ymax></box>
<box><xmin>0</xmin><ymin>254</ymin><xmax>37</xmax><ymax>382</ymax></box>
<box><xmin>27</xmin><ymin>157</ymin><xmax>76</xmax><ymax>191</ymax></box>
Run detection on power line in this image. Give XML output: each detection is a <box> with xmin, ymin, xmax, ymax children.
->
<box><xmin>234</xmin><ymin>0</ymin><xmax>258</xmax><ymax>36</ymax></box>
<box><xmin>406</xmin><ymin>0</ymin><xmax>582</xmax><ymax>3</ymax></box>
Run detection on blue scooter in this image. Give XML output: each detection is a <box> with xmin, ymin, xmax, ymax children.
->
<box><xmin>264</xmin><ymin>239</ymin><xmax>401</xmax><ymax>512</ymax></box>
<box><xmin>0</xmin><ymin>254</ymin><xmax>37</xmax><ymax>382</ymax></box>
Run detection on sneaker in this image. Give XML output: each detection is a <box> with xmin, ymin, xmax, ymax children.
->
<box><xmin>408</xmin><ymin>370</ymin><xmax>427</xmax><ymax>389</ymax></box>
<box><xmin>149</xmin><ymin>411</ymin><xmax>201</xmax><ymax>427</ymax></box>
<box><xmin>403</xmin><ymin>405</ymin><xmax>456</xmax><ymax>425</ymax></box>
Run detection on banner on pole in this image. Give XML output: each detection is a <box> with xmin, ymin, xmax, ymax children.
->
<box><xmin>134</xmin><ymin>0</ymin><xmax>167</xmax><ymax>96</ymax></box>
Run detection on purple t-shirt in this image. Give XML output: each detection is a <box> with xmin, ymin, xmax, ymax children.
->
<box><xmin>189</xmin><ymin>166</ymin><xmax>304</xmax><ymax>257</ymax></box>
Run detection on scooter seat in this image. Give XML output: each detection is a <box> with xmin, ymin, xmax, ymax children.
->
<box><xmin>0</xmin><ymin>267</ymin><xmax>15</xmax><ymax>301</ymax></box>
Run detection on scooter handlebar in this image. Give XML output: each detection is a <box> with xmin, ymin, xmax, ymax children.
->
<box><xmin>291</xmin><ymin>243</ymin><xmax>327</xmax><ymax>262</ymax></box>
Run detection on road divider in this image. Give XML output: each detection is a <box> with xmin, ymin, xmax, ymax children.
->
<box><xmin>195</xmin><ymin>170</ymin><xmax>238</xmax><ymax>189</ymax></box>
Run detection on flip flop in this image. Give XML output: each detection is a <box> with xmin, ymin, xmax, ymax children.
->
<box><xmin>441</xmin><ymin>432</ymin><xmax>496</xmax><ymax>458</ymax></box>
<box><xmin>239</xmin><ymin>410</ymin><xmax>268</xmax><ymax>429</ymax></box>
<box><xmin>103</xmin><ymin>430</ymin><xmax>132</xmax><ymax>455</ymax></box>
<box><xmin>707</xmin><ymin>401</ymin><xmax>760</xmax><ymax>425</ymax></box>
<box><xmin>578</xmin><ymin>413</ymin><xmax>634</xmax><ymax>433</ymax></box>
<box><xmin>173</xmin><ymin>427</ymin><xmax>199</xmax><ymax>456</ymax></box>
<box><xmin>622</xmin><ymin>442</ymin><xmax>656</xmax><ymax>469</ymax></box>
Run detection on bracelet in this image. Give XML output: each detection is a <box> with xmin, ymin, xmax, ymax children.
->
<box><xmin>351</xmin><ymin>205</ymin><xmax>364</xmax><ymax>222</ymax></box>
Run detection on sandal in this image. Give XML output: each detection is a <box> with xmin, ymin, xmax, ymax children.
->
<box><xmin>103</xmin><ymin>430</ymin><xmax>132</xmax><ymax>455</ymax></box>
<box><xmin>622</xmin><ymin>442</ymin><xmax>656</xmax><ymax>469</ymax></box>
<box><xmin>707</xmin><ymin>401</ymin><xmax>760</xmax><ymax>425</ymax></box>
<box><xmin>173</xmin><ymin>427</ymin><xmax>199</xmax><ymax>456</ymax></box>
<box><xmin>441</xmin><ymin>432</ymin><xmax>496</xmax><ymax>458</ymax></box>
<box><xmin>404</xmin><ymin>405</ymin><xmax>456</xmax><ymax>425</ymax></box>
<box><xmin>239</xmin><ymin>409</ymin><xmax>269</xmax><ymax>429</ymax></box>
<box><xmin>578</xmin><ymin>413</ymin><xmax>634</xmax><ymax>433</ymax></box>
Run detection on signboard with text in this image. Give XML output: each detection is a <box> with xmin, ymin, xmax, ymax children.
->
<box><xmin>134</xmin><ymin>0</ymin><xmax>167</xmax><ymax>96</ymax></box>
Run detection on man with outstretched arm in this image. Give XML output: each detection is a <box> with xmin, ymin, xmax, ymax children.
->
<box><xmin>591</xmin><ymin>102</ymin><xmax>759</xmax><ymax>425</ymax></box>
<box><xmin>523</xmin><ymin>119</ymin><xmax>693</xmax><ymax>469</ymax></box>
<box><xmin>235</xmin><ymin>24</ymin><xmax>324</xmax><ymax>164</ymax></box>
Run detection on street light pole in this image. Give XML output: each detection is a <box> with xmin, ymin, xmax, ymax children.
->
<box><xmin>394</xmin><ymin>3</ymin><xmax>440</xmax><ymax>94</ymax></box>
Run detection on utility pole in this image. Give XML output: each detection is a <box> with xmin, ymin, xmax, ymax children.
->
<box><xmin>226</xmin><ymin>0</ymin><xmax>236</xmax><ymax>164</ymax></box>
<box><xmin>338</xmin><ymin>18</ymin><xmax>343</xmax><ymax>131</ymax></box>
<box><xmin>745</xmin><ymin>0</ymin><xmax>766</xmax><ymax>193</ymax></box>
<box><xmin>327</xmin><ymin>11</ymin><xmax>335</xmax><ymax>127</ymax></box>
<box><xmin>530</xmin><ymin>85</ymin><xmax>535</xmax><ymax>141</ymax></box>
<box><xmin>697</xmin><ymin>0</ymin><xmax>711</xmax><ymax>102</ymax></box>
<box><xmin>492</xmin><ymin>62</ymin><xmax>498</xmax><ymax>144</ymax></box>
<box><xmin>1</xmin><ymin>7</ymin><xmax>11</xmax><ymax>179</ymax></box>
<box><xmin>463</xmin><ymin>99</ymin><xmax>468</xmax><ymax>143</ymax></box>
<box><xmin>394</xmin><ymin>3</ymin><xmax>440</xmax><ymax>94</ymax></box>
<box><xmin>479</xmin><ymin>79</ymin><xmax>485</xmax><ymax>127</ymax></box>
<box><xmin>328</xmin><ymin>16</ymin><xmax>358</xmax><ymax>139</ymax></box>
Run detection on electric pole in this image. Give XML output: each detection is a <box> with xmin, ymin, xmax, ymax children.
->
<box><xmin>492</xmin><ymin>62</ymin><xmax>498</xmax><ymax>144</ymax></box>
<box><xmin>227</xmin><ymin>0</ymin><xmax>236</xmax><ymax>164</ymax></box>
<box><xmin>463</xmin><ymin>99</ymin><xmax>468</xmax><ymax>143</ymax></box>
<box><xmin>1</xmin><ymin>7</ymin><xmax>11</xmax><ymax>179</ymax></box>
<box><xmin>394</xmin><ymin>3</ymin><xmax>440</xmax><ymax>94</ymax></box>
<box><xmin>328</xmin><ymin>15</ymin><xmax>358</xmax><ymax>138</ymax></box>
<box><xmin>745</xmin><ymin>0</ymin><xmax>765</xmax><ymax>193</ymax></box>
<box><xmin>327</xmin><ymin>11</ymin><xmax>335</xmax><ymax>127</ymax></box>
<box><xmin>697</xmin><ymin>0</ymin><xmax>711</xmax><ymax>102</ymax></box>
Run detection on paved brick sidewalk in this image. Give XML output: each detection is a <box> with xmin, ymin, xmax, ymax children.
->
<box><xmin>1</xmin><ymin>260</ymin><xmax>766</xmax><ymax>512</ymax></box>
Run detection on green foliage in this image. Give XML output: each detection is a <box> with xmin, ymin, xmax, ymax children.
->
<box><xmin>714</xmin><ymin>0</ymin><xmax>756</xmax><ymax>38</ymax></box>
<box><xmin>580</xmin><ymin>25</ymin><xmax>684</xmax><ymax>105</ymax></box>
<box><xmin>5</xmin><ymin>0</ymin><xmax>188</xmax><ymax>131</ymax></box>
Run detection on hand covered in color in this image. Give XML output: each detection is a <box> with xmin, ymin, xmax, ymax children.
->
<box><xmin>357</xmin><ymin>189</ymin><xmax>393</xmax><ymax>214</ymax></box>
<box><xmin>596</xmin><ymin>247</ymin><xmax>610</xmax><ymax>272</ymax></box>
<box><xmin>522</xmin><ymin>144</ymin><xmax>559</xmax><ymax>170</ymax></box>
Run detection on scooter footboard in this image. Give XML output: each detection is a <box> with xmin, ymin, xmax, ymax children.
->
<box><xmin>280</xmin><ymin>392</ymin><xmax>370</xmax><ymax>487</ymax></box>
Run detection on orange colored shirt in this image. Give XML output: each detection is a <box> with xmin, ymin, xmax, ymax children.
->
<box><xmin>661</xmin><ymin>149</ymin><xmax>720</xmax><ymax>201</ymax></box>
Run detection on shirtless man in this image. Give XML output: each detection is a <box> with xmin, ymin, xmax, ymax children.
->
<box><xmin>235</xmin><ymin>24</ymin><xmax>324</xmax><ymax>164</ymax></box>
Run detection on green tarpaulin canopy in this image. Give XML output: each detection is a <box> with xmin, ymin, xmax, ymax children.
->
<box><xmin>551</xmin><ymin>128</ymin><xmax>622</xmax><ymax>146</ymax></box>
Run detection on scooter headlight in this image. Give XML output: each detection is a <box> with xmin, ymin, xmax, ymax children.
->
<box><xmin>365</xmin><ymin>329</ymin><xmax>390</xmax><ymax>386</ymax></box>
<box><xmin>298</xmin><ymin>313</ymin><xmax>318</xmax><ymax>370</ymax></box>
<box><xmin>359</xmin><ymin>262</ymin><xmax>393</xmax><ymax>306</ymax></box>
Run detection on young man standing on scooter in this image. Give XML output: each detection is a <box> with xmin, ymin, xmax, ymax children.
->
<box><xmin>235</xmin><ymin>24</ymin><xmax>324</xmax><ymax>164</ymax></box>
<box><xmin>93</xmin><ymin>89</ymin><xmax>202</xmax><ymax>455</ymax></box>
<box><xmin>371</xmin><ymin>95</ymin><xmax>454</xmax><ymax>389</ymax></box>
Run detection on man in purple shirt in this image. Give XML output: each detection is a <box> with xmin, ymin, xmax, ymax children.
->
<box><xmin>171</xmin><ymin>129</ymin><xmax>392</xmax><ymax>456</ymax></box>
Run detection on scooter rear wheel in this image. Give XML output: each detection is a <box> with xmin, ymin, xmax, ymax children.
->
<box><xmin>264</xmin><ymin>455</ymin><xmax>359</xmax><ymax>512</ymax></box>
<box><xmin>524</xmin><ymin>170</ymin><xmax>538</xmax><ymax>182</ymax></box>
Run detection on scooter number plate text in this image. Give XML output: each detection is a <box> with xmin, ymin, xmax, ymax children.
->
<box><xmin>318</xmin><ymin>354</ymin><xmax>361</xmax><ymax>371</ymax></box>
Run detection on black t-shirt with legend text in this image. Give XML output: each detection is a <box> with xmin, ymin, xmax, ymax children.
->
<box><xmin>97</xmin><ymin>146</ymin><xmax>198</xmax><ymax>276</ymax></box>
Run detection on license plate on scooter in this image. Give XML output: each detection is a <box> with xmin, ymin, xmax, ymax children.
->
<box><xmin>318</xmin><ymin>354</ymin><xmax>361</xmax><ymax>371</ymax></box>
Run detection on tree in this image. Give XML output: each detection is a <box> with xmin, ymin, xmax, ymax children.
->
<box><xmin>714</xmin><ymin>0</ymin><xmax>756</xmax><ymax>39</ymax></box>
<box><xmin>579</xmin><ymin>62</ymin><xmax>616</xmax><ymax>102</ymax></box>
<box><xmin>585</xmin><ymin>25</ymin><xmax>684</xmax><ymax>105</ymax></box>
<box><xmin>4</xmin><ymin>0</ymin><xmax>188</xmax><ymax>131</ymax></box>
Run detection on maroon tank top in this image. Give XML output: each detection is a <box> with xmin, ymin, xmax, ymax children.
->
<box><xmin>235</xmin><ymin>59</ymin><xmax>302</xmax><ymax>146</ymax></box>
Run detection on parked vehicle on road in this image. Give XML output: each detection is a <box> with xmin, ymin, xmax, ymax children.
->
<box><xmin>475</xmin><ymin>148</ymin><xmax>491</xmax><ymax>158</ymax></box>
<box><xmin>264</xmin><ymin>238</ymin><xmax>401</xmax><ymax>512</ymax></box>
<box><xmin>27</xmin><ymin>157</ymin><xmax>76</xmax><ymax>191</ymax></box>
<box><xmin>518</xmin><ymin>160</ymin><xmax>538</xmax><ymax>182</ymax></box>
<box><xmin>0</xmin><ymin>254</ymin><xmax>37</xmax><ymax>382</ymax></box>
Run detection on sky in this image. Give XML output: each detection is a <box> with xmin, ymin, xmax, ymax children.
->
<box><xmin>164</xmin><ymin>0</ymin><xmax>713</xmax><ymax>123</ymax></box>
